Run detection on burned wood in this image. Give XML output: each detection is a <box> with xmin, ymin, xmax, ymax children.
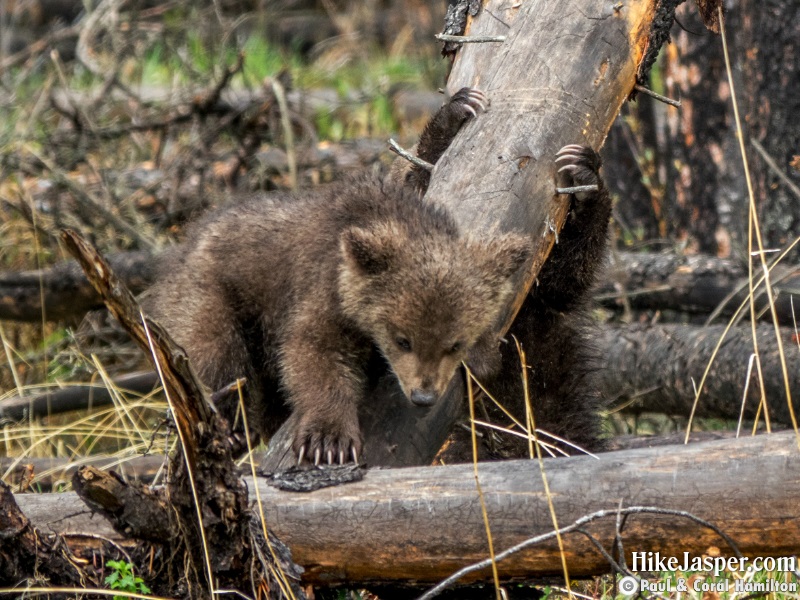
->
<box><xmin>600</xmin><ymin>323</ymin><xmax>800</xmax><ymax>426</ymax></box>
<box><xmin>0</xmin><ymin>251</ymin><xmax>154</xmax><ymax>322</ymax></box>
<box><xmin>59</xmin><ymin>229</ymin><xmax>301</xmax><ymax>599</ymax></box>
<box><xmin>15</xmin><ymin>431</ymin><xmax>800</xmax><ymax>586</ymax></box>
<box><xmin>72</xmin><ymin>465</ymin><xmax>174</xmax><ymax>543</ymax></box>
<box><xmin>0</xmin><ymin>371</ymin><xmax>159</xmax><ymax>422</ymax></box>
<box><xmin>597</xmin><ymin>250</ymin><xmax>800</xmax><ymax>324</ymax></box>
<box><xmin>0</xmin><ymin>479</ymin><xmax>105</xmax><ymax>589</ymax></box>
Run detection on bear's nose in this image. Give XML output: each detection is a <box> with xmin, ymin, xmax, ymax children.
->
<box><xmin>410</xmin><ymin>389</ymin><xmax>437</xmax><ymax>407</ymax></box>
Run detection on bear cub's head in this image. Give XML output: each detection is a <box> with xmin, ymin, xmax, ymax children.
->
<box><xmin>339</xmin><ymin>221</ymin><xmax>530</xmax><ymax>407</ymax></box>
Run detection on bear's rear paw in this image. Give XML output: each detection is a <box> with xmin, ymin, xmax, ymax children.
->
<box><xmin>555</xmin><ymin>144</ymin><xmax>602</xmax><ymax>202</ymax></box>
<box><xmin>292</xmin><ymin>412</ymin><xmax>363</xmax><ymax>466</ymax></box>
<box><xmin>448</xmin><ymin>87</ymin><xmax>488</xmax><ymax>123</ymax></box>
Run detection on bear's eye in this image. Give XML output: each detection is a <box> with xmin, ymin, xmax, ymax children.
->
<box><xmin>395</xmin><ymin>336</ymin><xmax>412</xmax><ymax>352</ymax></box>
<box><xmin>448</xmin><ymin>341</ymin><xmax>463</xmax><ymax>354</ymax></box>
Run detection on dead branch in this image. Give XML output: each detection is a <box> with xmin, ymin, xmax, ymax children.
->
<box><xmin>59</xmin><ymin>229</ymin><xmax>301</xmax><ymax>599</ymax></box>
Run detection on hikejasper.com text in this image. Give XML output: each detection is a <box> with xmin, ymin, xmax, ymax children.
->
<box><xmin>631</xmin><ymin>552</ymin><xmax>797</xmax><ymax>577</ymax></box>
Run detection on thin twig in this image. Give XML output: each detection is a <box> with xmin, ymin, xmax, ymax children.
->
<box><xmin>750</xmin><ymin>139</ymin><xmax>800</xmax><ymax>202</ymax></box>
<box><xmin>416</xmin><ymin>506</ymin><xmax>741</xmax><ymax>600</ymax></box>
<box><xmin>388</xmin><ymin>139</ymin><xmax>434</xmax><ymax>171</ymax></box>
<box><xmin>435</xmin><ymin>33</ymin><xmax>507</xmax><ymax>43</ymax></box>
<box><xmin>61</xmin><ymin>532</ymin><xmax>132</xmax><ymax>565</ymax></box>
<box><xmin>557</xmin><ymin>185</ymin><xmax>599</xmax><ymax>195</ymax></box>
<box><xmin>633</xmin><ymin>84</ymin><xmax>681</xmax><ymax>108</ymax></box>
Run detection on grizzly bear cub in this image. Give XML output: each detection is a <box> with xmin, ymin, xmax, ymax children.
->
<box><xmin>147</xmin><ymin>88</ymin><xmax>531</xmax><ymax>465</ymax></box>
<box><xmin>464</xmin><ymin>144</ymin><xmax>613</xmax><ymax>459</ymax></box>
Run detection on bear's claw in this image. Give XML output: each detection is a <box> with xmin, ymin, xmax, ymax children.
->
<box><xmin>555</xmin><ymin>144</ymin><xmax>603</xmax><ymax>202</ymax></box>
<box><xmin>294</xmin><ymin>420</ymin><xmax>362</xmax><ymax>467</ymax></box>
<box><xmin>449</xmin><ymin>87</ymin><xmax>489</xmax><ymax>122</ymax></box>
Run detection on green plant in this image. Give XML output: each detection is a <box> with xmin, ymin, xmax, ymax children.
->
<box><xmin>105</xmin><ymin>559</ymin><xmax>151</xmax><ymax>599</ymax></box>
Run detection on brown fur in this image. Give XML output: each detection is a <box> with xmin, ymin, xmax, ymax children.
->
<box><xmin>147</xmin><ymin>89</ymin><xmax>529</xmax><ymax>463</ymax></box>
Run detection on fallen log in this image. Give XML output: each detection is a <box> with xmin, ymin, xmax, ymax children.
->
<box><xmin>600</xmin><ymin>324</ymin><xmax>800</xmax><ymax>427</ymax></box>
<box><xmin>0</xmin><ymin>370</ymin><xmax>159</xmax><ymax>421</ymax></box>
<box><xmin>14</xmin><ymin>319</ymin><xmax>800</xmax><ymax>430</ymax></box>
<box><xmin>15</xmin><ymin>431</ymin><xmax>800</xmax><ymax>587</ymax></box>
<box><xmin>6</xmin><ymin>245</ymin><xmax>800</xmax><ymax>326</ymax></box>
<box><xmin>0</xmin><ymin>251</ymin><xmax>153</xmax><ymax>321</ymax></box>
<box><xmin>598</xmin><ymin>250</ymin><xmax>800</xmax><ymax>324</ymax></box>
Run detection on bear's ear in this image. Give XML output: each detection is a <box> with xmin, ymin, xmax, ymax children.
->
<box><xmin>340</xmin><ymin>225</ymin><xmax>404</xmax><ymax>276</ymax></box>
<box><xmin>479</xmin><ymin>233</ymin><xmax>532</xmax><ymax>280</ymax></box>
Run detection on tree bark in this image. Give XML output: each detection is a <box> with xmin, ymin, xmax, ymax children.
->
<box><xmin>15</xmin><ymin>431</ymin><xmax>800</xmax><ymax>586</ymax></box>
<box><xmin>0</xmin><ymin>479</ymin><xmax>103</xmax><ymax>588</ymax></box>
<box><xmin>604</xmin><ymin>1</ymin><xmax>800</xmax><ymax>256</ymax></box>
<box><xmin>600</xmin><ymin>323</ymin><xmax>800</xmax><ymax>427</ymax></box>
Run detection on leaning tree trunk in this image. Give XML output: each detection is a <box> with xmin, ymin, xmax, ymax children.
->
<box><xmin>263</xmin><ymin>0</ymin><xmax>671</xmax><ymax>470</ymax></box>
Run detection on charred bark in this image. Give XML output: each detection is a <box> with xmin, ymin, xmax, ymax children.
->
<box><xmin>597</xmin><ymin>250</ymin><xmax>800</xmax><ymax>323</ymax></box>
<box><xmin>600</xmin><ymin>323</ymin><xmax>800</xmax><ymax>427</ymax></box>
<box><xmin>0</xmin><ymin>478</ymin><xmax>105</xmax><ymax>589</ymax></box>
<box><xmin>604</xmin><ymin>1</ymin><xmax>800</xmax><ymax>256</ymax></box>
<box><xmin>58</xmin><ymin>229</ymin><xmax>302</xmax><ymax>600</ymax></box>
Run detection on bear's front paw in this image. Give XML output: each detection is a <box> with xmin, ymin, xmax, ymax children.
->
<box><xmin>292</xmin><ymin>411</ymin><xmax>363</xmax><ymax>466</ymax></box>
<box><xmin>448</xmin><ymin>87</ymin><xmax>488</xmax><ymax>123</ymax></box>
<box><xmin>555</xmin><ymin>144</ymin><xmax>603</xmax><ymax>202</ymax></box>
